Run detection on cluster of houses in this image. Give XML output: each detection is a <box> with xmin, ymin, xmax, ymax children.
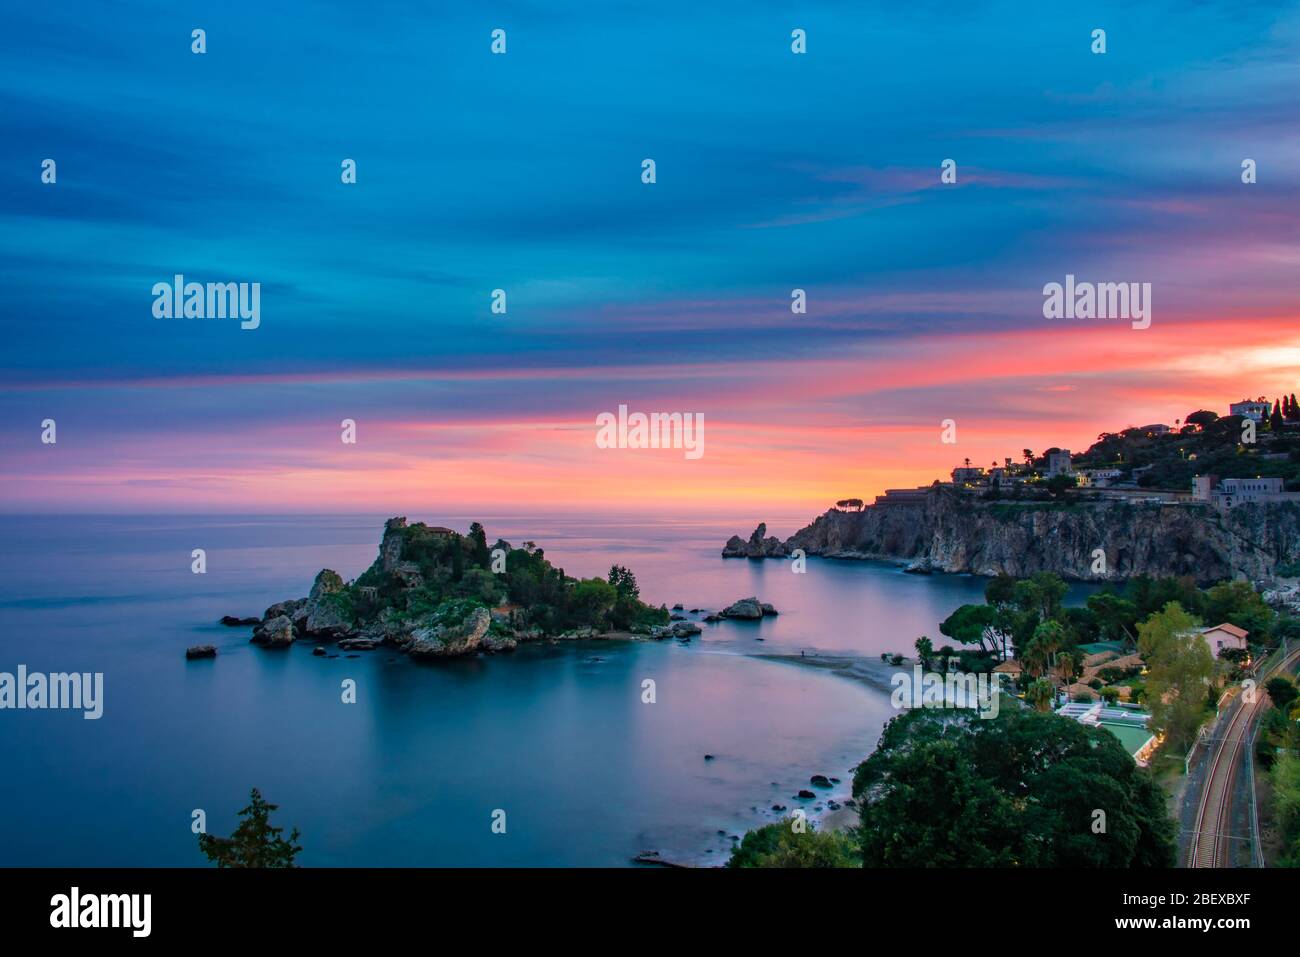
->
<box><xmin>865</xmin><ymin>397</ymin><xmax>1297</xmax><ymax>509</ymax></box>
<box><xmin>991</xmin><ymin>623</ymin><xmax>1250</xmax><ymax>765</ymax></box>
<box><xmin>945</xmin><ymin>450</ymin><xmax>1132</xmax><ymax>493</ymax></box>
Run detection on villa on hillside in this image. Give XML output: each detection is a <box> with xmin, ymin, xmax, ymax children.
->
<box><xmin>992</xmin><ymin>659</ymin><xmax>1023</xmax><ymax>679</ymax></box>
<box><xmin>1192</xmin><ymin>475</ymin><xmax>1300</xmax><ymax>509</ymax></box>
<box><xmin>1200</xmin><ymin>623</ymin><xmax>1249</xmax><ymax>659</ymax></box>
<box><xmin>1077</xmin><ymin>468</ymin><xmax>1122</xmax><ymax>487</ymax></box>
<box><xmin>1230</xmin><ymin>398</ymin><xmax>1272</xmax><ymax>421</ymax></box>
<box><xmin>951</xmin><ymin>465</ymin><xmax>986</xmax><ymax>486</ymax></box>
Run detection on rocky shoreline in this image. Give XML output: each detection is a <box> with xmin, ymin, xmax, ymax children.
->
<box><xmin>724</xmin><ymin>487</ymin><xmax>1300</xmax><ymax>582</ymax></box>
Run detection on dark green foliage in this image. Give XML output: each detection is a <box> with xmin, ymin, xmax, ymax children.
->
<box><xmin>1265</xmin><ymin>676</ymin><xmax>1298</xmax><ymax>711</ymax></box>
<box><xmin>1077</xmin><ymin>406</ymin><xmax>1300</xmax><ymax>490</ymax></box>
<box><xmin>853</xmin><ymin>710</ymin><xmax>1176</xmax><ymax>867</ymax></box>
<box><xmin>198</xmin><ymin>789</ymin><xmax>302</xmax><ymax>868</ymax></box>
<box><xmin>726</xmin><ymin>821</ymin><xmax>860</xmax><ymax>868</ymax></box>
<box><xmin>1045</xmin><ymin>473</ymin><xmax>1077</xmax><ymax>496</ymax></box>
<box><xmin>340</xmin><ymin>522</ymin><xmax>668</xmax><ymax>637</ymax></box>
<box><xmin>1202</xmin><ymin>580</ymin><xmax>1273</xmax><ymax>642</ymax></box>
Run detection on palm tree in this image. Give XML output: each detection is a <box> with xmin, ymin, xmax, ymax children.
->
<box><xmin>1026</xmin><ymin>678</ymin><xmax>1055</xmax><ymax>713</ymax></box>
<box><xmin>914</xmin><ymin>635</ymin><xmax>934</xmax><ymax>669</ymax></box>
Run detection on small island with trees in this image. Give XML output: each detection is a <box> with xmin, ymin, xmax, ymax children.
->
<box><xmin>231</xmin><ymin>517</ymin><xmax>676</xmax><ymax>660</ymax></box>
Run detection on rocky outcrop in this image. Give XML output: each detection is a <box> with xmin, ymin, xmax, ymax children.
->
<box><xmin>724</xmin><ymin>489</ymin><xmax>1300</xmax><ymax>583</ymax></box>
<box><xmin>722</xmin><ymin>523</ymin><xmax>790</xmax><ymax>558</ymax></box>
<box><xmin>219</xmin><ymin>615</ymin><xmax>259</xmax><ymax>626</ymax></box>
<box><xmin>650</xmin><ymin>621</ymin><xmax>702</xmax><ymax>640</ymax></box>
<box><xmin>251</xmin><ymin>615</ymin><xmax>294</xmax><ymax>647</ymax></box>
<box><xmin>1263</xmin><ymin>581</ymin><xmax>1300</xmax><ymax>613</ymax></box>
<box><xmin>263</xmin><ymin>598</ymin><xmax>304</xmax><ymax>621</ymax></box>
<box><xmin>403</xmin><ymin>606</ymin><xmax>493</xmax><ymax>659</ymax></box>
<box><xmin>185</xmin><ymin>645</ymin><xmax>217</xmax><ymax>659</ymax></box>
<box><xmin>717</xmin><ymin>597</ymin><xmax>779</xmax><ymax>620</ymax></box>
<box><xmin>292</xmin><ymin>570</ymin><xmax>351</xmax><ymax>637</ymax></box>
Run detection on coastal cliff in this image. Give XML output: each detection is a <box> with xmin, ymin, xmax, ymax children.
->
<box><xmin>724</xmin><ymin>488</ymin><xmax>1300</xmax><ymax>582</ymax></box>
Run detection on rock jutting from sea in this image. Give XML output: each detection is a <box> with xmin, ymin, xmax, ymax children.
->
<box><xmin>238</xmin><ymin>517</ymin><xmax>677</xmax><ymax>660</ymax></box>
<box><xmin>724</xmin><ymin>486</ymin><xmax>1300</xmax><ymax>583</ymax></box>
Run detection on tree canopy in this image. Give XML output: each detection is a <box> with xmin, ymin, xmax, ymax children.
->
<box><xmin>198</xmin><ymin>789</ymin><xmax>302</xmax><ymax>868</ymax></box>
<box><xmin>853</xmin><ymin>709</ymin><xmax>1175</xmax><ymax>867</ymax></box>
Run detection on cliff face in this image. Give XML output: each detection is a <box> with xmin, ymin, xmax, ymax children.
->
<box><xmin>729</xmin><ymin>489</ymin><xmax>1300</xmax><ymax>583</ymax></box>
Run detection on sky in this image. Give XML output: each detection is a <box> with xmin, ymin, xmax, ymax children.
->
<box><xmin>1</xmin><ymin>2</ymin><xmax>1298</xmax><ymax>519</ymax></box>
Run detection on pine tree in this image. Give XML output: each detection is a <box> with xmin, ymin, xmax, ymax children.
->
<box><xmin>1270</xmin><ymin>399</ymin><xmax>1284</xmax><ymax>431</ymax></box>
<box><xmin>1290</xmin><ymin>393</ymin><xmax>1299</xmax><ymax>421</ymax></box>
<box><xmin>198</xmin><ymin>789</ymin><xmax>302</xmax><ymax>868</ymax></box>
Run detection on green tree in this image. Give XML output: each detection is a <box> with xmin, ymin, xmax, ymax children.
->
<box><xmin>727</xmin><ymin>821</ymin><xmax>859</xmax><ymax>868</ymax></box>
<box><xmin>914</xmin><ymin>635</ymin><xmax>934</xmax><ymax>669</ymax></box>
<box><xmin>1087</xmin><ymin>592</ymin><xmax>1139</xmax><ymax>644</ymax></box>
<box><xmin>1137</xmin><ymin>602</ymin><xmax>1215</xmax><ymax>751</ymax></box>
<box><xmin>198</xmin><ymin>789</ymin><xmax>302</xmax><ymax>868</ymax></box>
<box><xmin>940</xmin><ymin>604</ymin><xmax>1004</xmax><ymax>658</ymax></box>
<box><xmin>1022</xmin><ymin>618</ymin><xmax>1069</xmax><ymax>680</ymax></box>
<box><xmin>467</xmin><ymin>522</ymin><xmax>491</xmax><ymax>568</ymax></box>
<box><xmin>569</xmin><ymin>577</ymin><xmax>618</xmax><ymax>627</ymax></box>
<box><xmin>1265</xmin><ymin>677</ymin><xmax>1299</xmax><ymax>711</ymax></box>
<box><xmin>1014</xmin><ymin>572</ymin><xmax>1068</xmax><ymax>621</ymax></box>
<box><xmin>1025</xmin><ymin>677</ymin><xmax>1056</xmax><ymax>712</ymax></box>
<box><xmin>606</xmin><ymin>565</ymin><xmax>639</xmax><ymax>600</ymax></box>
<box><xmin>855</xmin><ymin>709</ymin><xmax>1175</xmax><ymax>867</ymax></box>
<box><xmin>1046</xmin><ymin>473</ymin><xmax>1077</xmax><ymax>496</ymax></box>
<box><xmin>1203</xmin><ymin>580</ymin><xmax>1273</xmax><ymax>643</ymax></box>
<box><xmin>1272</xmin><ymin>752</ymin><xmax>1300</xmax><ymax>866</ymax></box>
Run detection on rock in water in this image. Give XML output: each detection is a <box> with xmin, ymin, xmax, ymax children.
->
<box><xmin>218</xmin><ymin>615</ymin><xmax>259</xmax><ymax>626</ymax></box>
<box><xmin>721</xmin><ymin>522</ymin><xmax>790</xmax><ymax>559</ymax></box>
<box><xmin>649</xmin><ymin>621</ymin><xmax>702</xmax><ymax>640</ymax></box>
<box><xmin>262</xmin><ymin>598</ymin><xmax>304</xmax><ymax>621</ymax></box>
<box><xmin>337</xmin><ymin>637</ymin><xmax>378</xmax><ymax>651</ymax></box>
<box><xmin>718</xmin><ymin>597</ymin><xmax>778</xmax><ymax>620</ymax></box>
<box><xmin>185</xmin><ymin>645</ymin><xmax>217</xmax><ymax>660</ymax></box>
<box><xmin>251</xmin><ymin>615</ymin><xmax>294</xmax><ymax>647</ymax></box>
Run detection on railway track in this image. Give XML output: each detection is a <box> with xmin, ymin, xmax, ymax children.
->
<box><xmin>1187</xmin><ymin>646</ymin><xmax>1300</xmax><ymax>868</ymax></box>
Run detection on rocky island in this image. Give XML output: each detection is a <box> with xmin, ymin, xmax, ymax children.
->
<box><xmin>239</xmin><ymin>517</ymin><xmax>683</xmax><ymax>659</ymax></box>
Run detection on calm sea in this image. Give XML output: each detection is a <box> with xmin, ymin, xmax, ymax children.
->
<box><xmin>0</xmin><ymin>513</ymin><xmax>998</xmax><ymax>866</ymax></box>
